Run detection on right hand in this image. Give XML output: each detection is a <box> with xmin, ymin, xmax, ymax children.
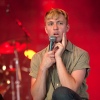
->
<box><xmin>40</xmin><ymin>51</ymin><xmax>56</xmax><ymax>70</ymax></box>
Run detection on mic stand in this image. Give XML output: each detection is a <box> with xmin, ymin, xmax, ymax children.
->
<box><xmin>16</xmin><ymin>19</ymin><xmax>31</xmax><ymax>50</ymax></box>
<box><xmin>11</xmin><ymin>76</ymin><xmax>15</xmax><ymax>100</ymax></box>
<box><xmin>14</xmin><ymin>49</ymin><xmax>21</xmax><ymax>100</ymax></box>
<box><xmin>16</xmin><ymin>19</ymin><xmax>31</xmax><ymax>41</ymax></box>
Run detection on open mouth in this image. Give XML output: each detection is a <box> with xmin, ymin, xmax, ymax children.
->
<box><xmin>54</xmin><ymin>33</ymin><xmax>59</xmax><ymax>36</ymax></box>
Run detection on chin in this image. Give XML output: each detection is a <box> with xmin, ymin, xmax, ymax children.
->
<box><xmin>56</xmin><ymin>38</ymin><xmax>62</xmax><ymax>43</ymax></box>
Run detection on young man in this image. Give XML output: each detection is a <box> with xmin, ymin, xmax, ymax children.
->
<box><xmin>29</xmin><ymin>8</ymin><xmax>90</xmax><ymax>100</ymax></box>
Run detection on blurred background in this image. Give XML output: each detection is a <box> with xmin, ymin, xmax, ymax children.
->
<box><xmin>0</xmin><ymin>0</ymin><xmax>100</xmax><ymax>100</ymax></box>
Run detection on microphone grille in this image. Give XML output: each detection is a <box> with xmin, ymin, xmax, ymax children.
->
<box><xmin>49</xmin><ymin>36</ymin><xmax>56</xmax><ymax>42</ymax></box>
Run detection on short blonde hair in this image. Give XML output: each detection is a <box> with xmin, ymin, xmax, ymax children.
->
<box><xmin>45</xmin><ymin>8</ymin><xmax>69</xmax><ymax>24</ymax></box>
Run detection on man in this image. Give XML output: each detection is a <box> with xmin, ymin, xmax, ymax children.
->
<box><xmin>29</xmin><ymin>8</ymin><xmax>90</xmax><ymax>100</ymax></box>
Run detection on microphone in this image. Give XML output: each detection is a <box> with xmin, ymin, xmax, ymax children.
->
<box><xmin>49</xmin><ymin>36</ymin><xmax>56</xmax><ymax>51</ymax></box>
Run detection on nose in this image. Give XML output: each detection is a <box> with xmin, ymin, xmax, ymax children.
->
<box><xmin>53</xmin><ymin>23</ymin><xmax>58</xmax><ymax>30</ymax></box>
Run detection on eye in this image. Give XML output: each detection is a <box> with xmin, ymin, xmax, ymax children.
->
<box><xmin>47</xmin><ymin>22</ymin><xmax>54</xmax><ymax>26</ymax></box>
<box><xmin>60</xmin><ymin>22</ymin><xmax>63</xmax><ymax>25</ymax></box>
<box><xmin>58</xmin><ymin>21</ymin><xmax>63</xmax><ymax>25</ymax></box>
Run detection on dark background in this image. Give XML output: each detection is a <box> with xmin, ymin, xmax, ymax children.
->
<box><xmin>0</xmin><ymin>0</ymin><xmax>100</xmax><ymax>100</ymax></box>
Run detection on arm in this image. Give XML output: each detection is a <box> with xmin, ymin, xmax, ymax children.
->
<box><xmin>54</xmin><ymin>33</ymin><xmax>87</xmax><ymax>92</ymax></box>
<box><xmin>31</xmin><ymin>67</ymin><xmax>47</xmax><ymax>100</ymax></box>
<box><xmin>56</xmin><ymin>57</ymin><xmax>86</xmax><ymax>91</ymax></box>
<box><xmin>31</xmin><ymin>51</ymin><xmax>56</xmax><ymax>100</ymax></box>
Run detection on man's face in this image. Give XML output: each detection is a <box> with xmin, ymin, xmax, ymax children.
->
<box><xmin>45</xmin><ymin>14</ymin><xmax>69</xmax><ymax>43</ymax></box>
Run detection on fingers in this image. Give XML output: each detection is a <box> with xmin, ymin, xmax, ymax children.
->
<box><xmin>42</xmin><ymin>51</ymin><xmax>55</xmax><ymax>68</ymax></box>
<box><xmin>62</xmin><ymin>32</ymin><xmax>67</xmax><ymax>47</ymax></box>
<box><xmin>49</xmin><ymin>54</ymin><xmax>55</xmax><ymax>58</ymax></box>
<box><xmin>48</xmin><ymin>50</ymin><xmax>55</xmax><ymax>58</ymax></box>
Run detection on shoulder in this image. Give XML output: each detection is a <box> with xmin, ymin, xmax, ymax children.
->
<box><xmin>71</xmin><ymin>42</ymin><xmax>89</xmax><ymax>57</ymax></box>
<box><xmin>69</xmin><ymin>41</ymin><xmax>89</xmax><ymax>56</ymax></box>
<box><xmin>68</xmin><ymin>41</ymin><xmax>90</xmax><ymax>73</ymax></box>
<box><xmin>67</xmin><ymin>40</ymin><xmax>90</xmax><ymax>62</ymax></box>
<box><xmin>31</xmin><ymin>46</ymin><xmax>49</xmax><ymax>60</ymax></box>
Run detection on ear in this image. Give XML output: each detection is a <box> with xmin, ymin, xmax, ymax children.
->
<box><xmin>66</xmin><ymin>24</ymin><xmax>70</xmax><ymax>32</ymax></box>
<box><xmin>45</xmin><ymin>26</ymin><xmax>48</xmax><ymax>34</ymax></box>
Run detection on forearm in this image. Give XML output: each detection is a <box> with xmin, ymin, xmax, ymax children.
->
<box><xmin>56</xmin><ymin>57</ymin><xmax>77</xmax><ymax>91</ymax></box>
<box><xmin>31</xmin><ymin>66</ymin><xmax>47</xmax><ymax>100</ymax></box>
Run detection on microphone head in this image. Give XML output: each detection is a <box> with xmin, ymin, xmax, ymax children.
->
<box><xmin>49</xmin><ymin>36</ymin><xmax>56</xmax><ymax>51</ymax></box>
<box><xmin>49</xmin><ymin>36</ymin><xmax>56</xmax><ymax>42</ymax></box>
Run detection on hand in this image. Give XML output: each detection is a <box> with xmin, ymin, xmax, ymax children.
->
<box><xmin>40</xmin><ymin>51</ymin><xmax>56</xmax><ymax>70</ymax></box>
<box><xmin>54</xmin><ymin>33</ymin><xmax>67</xmax><ymax>59</ymax></box>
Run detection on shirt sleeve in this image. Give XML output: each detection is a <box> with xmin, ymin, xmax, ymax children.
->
<box><xmin>29</xmin><ymin>53</ymin><xmax>41</xmax><ymax>78</ymax></box>
<box><xmin>73</xmin><ymin>52</ymin><xmax>90</xmax><ymax>78</ymax></box>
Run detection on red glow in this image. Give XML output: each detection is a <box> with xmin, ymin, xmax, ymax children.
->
<box><xmin>42</xmin><ymin>0</ymin><xmax>56</xmax><ymax>11</ymax></box>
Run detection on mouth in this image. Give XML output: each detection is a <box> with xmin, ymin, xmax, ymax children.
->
<box><xmin>54</xmin><ymin>33</ymin><xmax>59</xmax><ymax>37</ymax></box>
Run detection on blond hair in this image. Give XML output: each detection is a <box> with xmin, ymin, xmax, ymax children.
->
<box><xmin>45</xmin><ymin>8</ymin><xmax>69</xmax><ymax>24</ymax></box>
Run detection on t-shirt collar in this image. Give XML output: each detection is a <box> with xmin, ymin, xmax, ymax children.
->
<box><xmin>65</xmin><ymin>40</ymin><xmax>73</xmax><ymax>52</ymax></box>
